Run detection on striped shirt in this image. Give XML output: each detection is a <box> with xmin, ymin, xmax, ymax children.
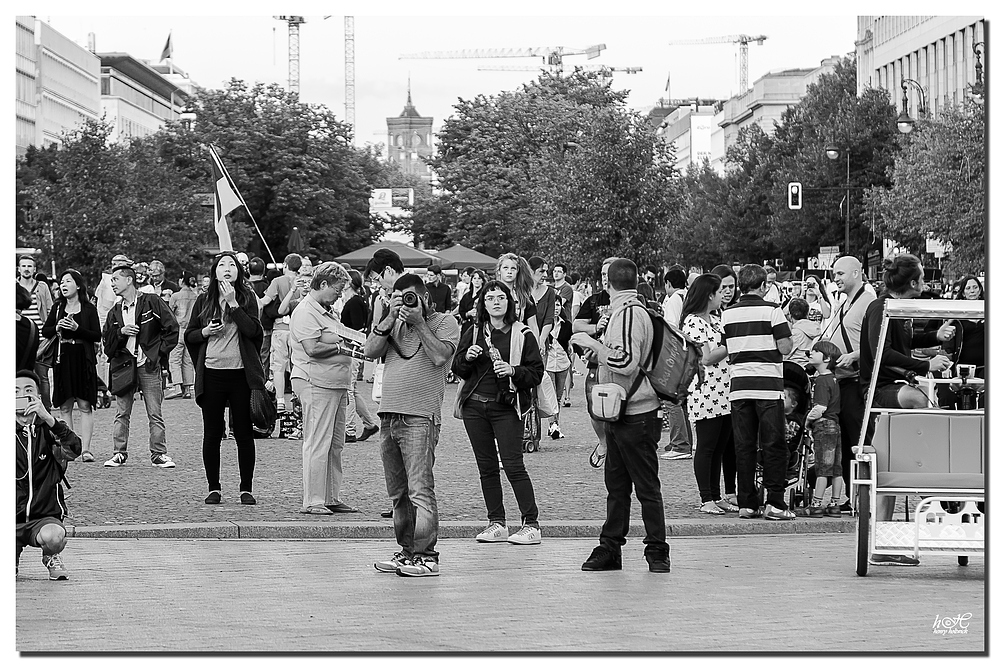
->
<box><xmin>721</xmin><ymin>294</ymin><xmax>791</xmax><ymax>401</ymax></box>
<box><xmin>378</xmin><ymin>312</ymin><xmax>460</xmax><ymax>423</ymax></box>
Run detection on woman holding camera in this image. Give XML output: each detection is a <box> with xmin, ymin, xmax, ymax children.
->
<box><xmin>453</xmin><ymin>281</ymin><xmax>545</xmax><ymax>545</ymax></box>
<box><xmin>185</xmin><ymin>252</ymin><xmax>265</xmax><ymax>506</ymax></box>
<box><xmin>42</xmin><ymin>269</ymin><xmax>101</xmax><ymax>463</ymax></box>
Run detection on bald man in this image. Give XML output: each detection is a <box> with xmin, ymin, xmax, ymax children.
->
<box><xmin>826</xmin><ymin>256</ymin><xmax>877</xmax><ymax>510</ymax></box>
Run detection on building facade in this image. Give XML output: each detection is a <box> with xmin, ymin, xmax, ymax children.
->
<box><xmin>718</xmin><ymin>57</ymin><xmax>842</xmax><ymax>156</ymax></box>
<box><xmin>16</xmin><ymin>16</ymin><xmax>102</xmax><ymax>156</ymax></box>
<box><xmin>386</xmin><ymin>87</ymin><xmax>433</xmax><ymax>182</ymax></box>
<box><xmin>855</xmin><ymin>16</ymin><xmax>986</xmax><ymax>115</ymax></box>
<box><xmin>99</xmin><ymin>53</ymin><xmax>190</xmax><ymax>142</ymax></box>
<box><xmin>656</xmin><ymin>103</ymin><xmax>718</xmax><ymax>174</ymax></box>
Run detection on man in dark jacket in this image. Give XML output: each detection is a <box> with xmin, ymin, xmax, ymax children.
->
<box><xmin>102</xmin><ymin>264</ymin><xmax>179</xmax><ymax>468</ymax></box>
<box><xmin>16</xmin><ymin>369</ymin><xmax>82</xmax><ymax>580</ymax></box>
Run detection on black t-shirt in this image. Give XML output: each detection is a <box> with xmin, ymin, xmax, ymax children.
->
<box><xmin>469</xmin><ymin>325</ymin><xmax>512</xmax><ymax>399</ymax></box>
<box><xmin>250</xmin><ymin>277</ymin><xmax>269</xmax><ymax>298</ymax></box>
<box><xmin>426</xmin><ymin>282</ymin><xmax>452</xmax><ymax>313</ymax></box>
<box><xmin>341</xmin><ymin>294</ymin><xmax>368</xmax><ymax>332</ymax></box>
<box><xmin>575</xmin><ymin>290</ymin><xmax>611</xmax><ymax>325</ymax></box>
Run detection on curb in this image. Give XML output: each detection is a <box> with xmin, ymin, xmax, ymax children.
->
<box><xmin>66</xmin><ymin>518</ymin><xmax>857</xmax><ymax>540</ymax></box>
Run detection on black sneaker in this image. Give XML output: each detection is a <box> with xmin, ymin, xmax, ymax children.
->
<box><xmin>358</xmin><ymin>425</ymin><xmax>380</xmax><ymax>442</ymax></box>
<box><xmin>840</xmin><ymin>501</ymin><xmax>853</xmax><ymax>513</ymax></box>
<box><xmin>345</xmin><ymin>433</ymin><xmax>358</xmax><ymax>443</ymax></box>
<box><xmin>205</xmin><ymin>490</ymin><xmax>222</xmax><ymax>504</ymax></box>
<box><xmin>645</xmin><ymin>545</ymin><xmax>671</xmax><ymax>573</ymax></box>
<box><xmin>870</xmin><ymin>554</ymin><xmax>919</xmax><ymax>566</ymax></box>
<box><xmin>581</xmin><ymin>546</ymin><xmax>622</xmax><ymax>571</ymax></box>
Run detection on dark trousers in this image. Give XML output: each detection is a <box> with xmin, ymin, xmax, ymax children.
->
<box><xmin>201</xmin><ymin>368</ymin><xmax>256</xmax><ymax>493</ymax></box>
<box><xmin>722</xmin><ymin>436</ymin><xmax>737</xmax><ymax>496</ymax></box>
<box><xmin>693</xmin><ymin>414</ymin><xmax>733</xmax><ymax>503</ymax></box>
<box><xmin>462</xmin><ymin>398</ymin><xmax>539</xmax><ymax>527</ymax></box>
<box><xmin>600</xmin><ymin>409</ymin><xmax>667</xmax><ymax>557</ymax></box>
<box><xmin>838</xmin><ymin>378</ymin><xmax>863</xmax><ymax>493</ymax></box>
<box><xmin>731</xmin><ymin>399</ymin><xmax>787</xmax><ymax>510</ymax></box>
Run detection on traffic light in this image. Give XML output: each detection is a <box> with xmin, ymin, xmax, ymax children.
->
<box><xmin>787</xmin><ymin>182</ymin><xmax>802</xmax><ymax>210</ymax></box>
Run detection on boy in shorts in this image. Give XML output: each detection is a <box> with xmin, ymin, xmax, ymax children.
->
<box><xmin>16</xmin><ymin>370</ymin><xmax>82</xmax><ymax>579</ymax></box>
<box><xmin>804</xmin><ymin>341</ymin><xmax>843</xmax><ymax>516</ymax></box>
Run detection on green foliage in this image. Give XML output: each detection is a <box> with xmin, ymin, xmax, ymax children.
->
<box><xmin>864</xmin><ymin>103</ymin><xmax>985</xmax><ymax>274</ymax></box>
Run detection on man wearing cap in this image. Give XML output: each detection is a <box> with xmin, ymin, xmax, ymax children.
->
<box><xmin>424</xmin><ymin>265</ymin><xmax>452</xmax><ymax>315</ymax></box>
<box><xmin>102</xmin><ymin>262</ymin><xmax>179</xmax><ymax>468</ymax></box>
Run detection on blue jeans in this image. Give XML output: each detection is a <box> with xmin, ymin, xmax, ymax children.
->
<box><xmin>730</xmin><ymin>399</ymin><xmax>786</xmax><ymax>510</ymax></box>
<box><xmin>113</xmin><ymin>362</ymin><xmax>167</xmax><ymax>456</ymax></box>
<box><xmin>462</xmin><ymin>398</ymin><xmax>539</xmax><ymax>527</ymax></box>
<box><xmin>379</xmin><ymin>413</ymin><xmax>440</xmax><ymax>561</ymax></box>
<box><xmin>600</xmin><ymin>409</ymin><xmax>667</xmax><ymax>557</ymax></box>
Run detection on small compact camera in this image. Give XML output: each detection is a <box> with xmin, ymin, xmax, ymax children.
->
<box><xmin>401</xmin><ymin>291</ymin><xmax>419</xmax><ymax>308</ymax></box>
<box><xmin>15</xmin><ymin>396</ymin><xmax>31</xmax><ymax>413</ymax></box>
<box><xmin>957</xmin><ymin>364</ymin><xmax>976</xmax><ymax>379</ymax></box>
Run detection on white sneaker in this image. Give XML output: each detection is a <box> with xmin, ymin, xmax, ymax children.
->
<box><xmin>507</xmin><ymin>524</ymin><xmax>542</xmax><ymax>545</ymax></box>
<box><xmin>42</xmin><ymin>553</ymin><xmax>68</xmax><ymax>580</ymax></box>
<box><xmin>476</xmin><ymin>523</ymin><xmax>509</xmax><ymax>543</ymax></box>
<box><xmin>548</xmin><ymin>423</ymin><xmax>563</xmax><ymax>439</ymax></box>
<box><xmin>661</xmin><ymin>450</ymin><xmax>692</xmax><ymax>460</ymax></box>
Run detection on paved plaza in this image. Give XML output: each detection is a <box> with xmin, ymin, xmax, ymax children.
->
<box><xmin>15</xmin><ymin>534</ymin><xmax>985</xmax><ymax>653</ymax></box>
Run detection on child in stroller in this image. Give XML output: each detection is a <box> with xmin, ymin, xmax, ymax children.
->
<box><xmin>782</xmin><ymin>361</ymin><xmax>815</xmax><ymax>515</ymax></box>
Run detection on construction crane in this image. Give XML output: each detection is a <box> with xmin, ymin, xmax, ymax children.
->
<box><xmin>400</xmin><ymin>44</ymin><xmax>607</xmax><ymax>73</ymax></box>
<box><xmin>345</xmin><ymin>16</ymin><xmax>355</xmax><ymax>140</ymax></box>
<box><xmin>274</xmin><ymin>16</ymin><xmax>306</xmax><ymax>94</ymax></box>
<box><xmin>669</xmin><ymin>34</ymin><xmax>767</xmax><ymax>95</ymax></box>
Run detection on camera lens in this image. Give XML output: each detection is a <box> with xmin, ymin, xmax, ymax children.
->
<box><xmin>402</xmin><ymin>292</ymin><xmax>418</xmax><ymax>308</ymax></box>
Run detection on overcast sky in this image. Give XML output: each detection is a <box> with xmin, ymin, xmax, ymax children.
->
<box><xmin>37</xmin><ymin>3</ymin><xmax>864</xmax><ymax>154</ymax></box>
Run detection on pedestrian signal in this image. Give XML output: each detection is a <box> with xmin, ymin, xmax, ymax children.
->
<box><xmin>788</xmin><ymin>182</ymin><xmax>802</xmax><ymax>210</ymax></box>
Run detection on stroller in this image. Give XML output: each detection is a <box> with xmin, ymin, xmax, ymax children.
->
<box><xmin>783</xmin><ymin>361</ymin><xmax>817</xmax><ymax>514</ymax></box>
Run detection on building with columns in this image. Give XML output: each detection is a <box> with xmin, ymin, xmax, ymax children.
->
<box><xmin>855</xmin><ymin>16</ymin><xmax>986</xmax><ymax>115</ymax></box>
<box><xmin>386</xmin><ymin>85</ymin><xmax>433</xmax><ymax>182</ymax></box>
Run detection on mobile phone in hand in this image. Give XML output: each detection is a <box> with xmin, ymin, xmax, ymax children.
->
<box><xmin>211</xmin><ymin>318</ymin><xmax>222</xmax><ymax>327</ymax></box>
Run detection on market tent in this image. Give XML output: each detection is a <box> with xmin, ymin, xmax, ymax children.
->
<box><xmin>434</xmin><ymin>244</ymin><xmax>498</xmax><ymax>272</ymax></box>
<box><xmin>333</xmin><ymin>240</ymin><xmax>454</xmax><ymax>270</ymax></box>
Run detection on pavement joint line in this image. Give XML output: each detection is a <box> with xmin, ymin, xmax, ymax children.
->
<box><xmin>66</xmin><ymin>518</ymin><xmax>856</xmax><ymax>540</ymax></box>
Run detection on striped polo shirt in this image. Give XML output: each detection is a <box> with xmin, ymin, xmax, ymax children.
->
<box><xmin>721</xmin><ymin>294</ymin><xmax>792</xmax><ymax>401</ymax></box>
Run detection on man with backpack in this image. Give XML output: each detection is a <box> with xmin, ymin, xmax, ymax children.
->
<box><xmin>571</xmin><ymin>258</ymin><xmax>670</xmax><ymax>574</ymax></box>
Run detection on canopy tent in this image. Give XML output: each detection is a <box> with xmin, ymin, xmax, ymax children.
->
<box><xmin>333</xmin><ymin>240</ymin><xmax>454</xmax><ymax>270</ymax></box>
<box><xmin>434</xmin><ymin>244</ymin><xmax>498</xmax><ymax>272</ymax></box>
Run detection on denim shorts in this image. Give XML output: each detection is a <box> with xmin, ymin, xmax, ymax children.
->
<box><xmin>811</xmin><ymin>418</ymin><xmax>842</xmax><ymax>477</ymax></box>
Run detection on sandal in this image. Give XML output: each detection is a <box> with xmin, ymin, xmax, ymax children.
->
<box><xmin>699</xmin><ymin>501</ymin><xmax>725</xmax><ymax>515</ymax></box>
<box><xmin>714</xmin><ymin>498</ymin><xmax>738</xmax><ymax>513</ymax></box>
<box><xmin>299</xmin><ymin>505</ymin><xmax>334</xmax><ymax>515</ymax></box>
<box><xmin>589</xmin><ymin>443</ymin><xmax>606</xmax><ymax>468</ymax></box>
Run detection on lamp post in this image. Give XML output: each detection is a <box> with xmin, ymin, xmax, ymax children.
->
<box><xmin>824</xmin><ymin>145</ymin><xmax>851</xmax><ymax>255</ymax></box>
<box><xmin>971</xmin><ymin>42</ymin><xmax>985</xmax><ymax>106</ymax></box>
<box><xmin>897</xmin><ymin>77</ymin><xmax>927</xmax><ymax>134</ymax></box>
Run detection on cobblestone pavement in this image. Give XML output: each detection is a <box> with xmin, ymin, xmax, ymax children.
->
<box><xmin>15</xmin><ymin>535</ymin><xmax>985</xmax><ymax>652</ymax></box>
<box><xmin>60</xmin><ymin>372</ymin><xmax>921</xmax><ymax>527</ymax></box>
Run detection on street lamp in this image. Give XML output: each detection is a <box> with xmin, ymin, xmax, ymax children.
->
<box><xmin>824</xmin><ymin>145</ymin><xmax>851</xmax><ymax>255</ymax></box>
<box><xmin>896</xmin><ymin>78</ymin><xmax>927</xmax><ymax>134</ymax></box>
<box><xmin>971</xmin><ymin>42</ymin><xmax>985</xmax><ymax>106</ymax></box>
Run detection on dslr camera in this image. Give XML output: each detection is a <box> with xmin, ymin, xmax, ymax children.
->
<box><xmin>401</xmin><ymin>291</ymin><xmax>420</xmax><ymax>308</ymax></box>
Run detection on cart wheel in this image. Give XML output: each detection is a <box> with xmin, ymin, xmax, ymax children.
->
<box><xmin>856</xmin><ymin>487</ymin><xmax>870</xmax><ymax>577</ymax></box>
<box><xmin>521</xmin><ymin>441</ymin><xmax>529</xmax><ymax>454</ymax></box>
<box><xmin>958</xmin><ymin>556</ymin><xmax>969</xmax><ymax>566</ymax></box>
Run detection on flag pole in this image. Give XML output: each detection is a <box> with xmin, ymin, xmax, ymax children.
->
<box><xmin>210</xmin><ymin>145</ymin><xmax>277</xmax><ymax>264</ymax></box>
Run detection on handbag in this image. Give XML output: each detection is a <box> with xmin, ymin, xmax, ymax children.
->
<box><xmin>108</xmin><ymin>352</ymin><xmax>138</xmax><ymax>397</ymax></box>
<box><xmin>545</xmin><ymin>343</ymin><xmax>571</xmax><ymax>373</ymax></box>
<box><xmin>250</xmin><ymin>386</ymin><xmax>277</xmax><ymax>436</ymax></box>
<box><xmin>36</xmin><ymin>336</ymin><xmax>59</xmax><ymax>367</ymax></box>
<box><xmin>452</xmin><ymin>325</ymin><xmax>478</xmax><ymax>419</ymax></box>
<box><xmin>371</xmin><ymin>362</ymin><xmax>385</xmax><ymax>402</ymax></box>
<box><xmin>536</xmin><ymin>372</ymin><xmax>559</xmax><ymax>418</ymax></box>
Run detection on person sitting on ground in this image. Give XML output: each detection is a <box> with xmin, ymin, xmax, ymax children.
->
<box><xmin>16</xmin><ymin>369</ymin><xmax>82</xmax><ymax>580</ymax></box>
<box><xmin>784</xmin><ymin>298</ymin><xmax>821</xmax><ymax>369</ymax></box>
<box><xmin>804</xmin><ymin>341</ymin><xmax>844</xmax><ymax>517</ymax></box>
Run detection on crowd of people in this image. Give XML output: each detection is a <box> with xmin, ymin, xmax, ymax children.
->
<box><xmin>14</xmin><ymin>245</ymin><xmax>985</xmax><ymax>579</ymax></box>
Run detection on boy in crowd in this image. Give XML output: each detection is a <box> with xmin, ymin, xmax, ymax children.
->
<box><xmin>16</xmin><ymin>370</ymin><xmax>82</xmax><ymax>580</ymax></box>
<box><xmin>805</xmin><ymin>341</ymin><xmax>843</xmax><ymax>516</ymax></box>
<box><xmin>784</xmin><ymin>298</ymin><xmax>821</xmax><ymax>369</ymax></box>
<box><xmin>783</xmin><ymin>385</ymin><xmax>805</xmax><ymax>487</ymax></box>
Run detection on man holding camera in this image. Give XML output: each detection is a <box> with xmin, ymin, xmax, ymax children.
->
<box><xmin>365</xmin><ymin>273</ymin><xmax>460</xmax><ymax>578</ymax></box>
<box><xmin>17</xmin><ymin>369</ymin><xmax>82</xmax><ymax>580</ymax></box>
<box><xmin>102</xmin><ymin>263</ymin><xmax>179</xmax><ymax>469</ymax></box>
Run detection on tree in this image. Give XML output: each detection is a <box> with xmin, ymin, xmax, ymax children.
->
<box><xmin>863</xmin><ymin>103</ymin><xmax>985</xmax><ymax>274</ymax></box>
<box><xmin>18</xmin><ymin>119</ymin><xmax>213</xmax><ymax>284</ymax></box>
<box><xmin>157</xmin><ymin>80</ymin><xmax>384</xmax><ymax>262</ymax></box>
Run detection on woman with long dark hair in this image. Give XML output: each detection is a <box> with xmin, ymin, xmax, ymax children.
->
<box><xmin>710</xmin><ymin>264</ymin><xmax>740</xmax><ymax>508</ymax></box>
<box><xmin>185</xmin><ymin>252</ymin><xmax>266</xmax><ymax>505</ymax></box>
<box><xmin>42</xmin><ymin>269</ymin><xmax>101</xmax><ymax>462</ymax></box>
<box><xmin>452</xmin><ymin>280</ymin><xmax>545</xmax><ymax>545</ymax></box>
<box><xmin>680</xmin><ymin>274</ymin><xmax>737</xmax><ymax>514</ymax></box>
<box><xmin>458</xmin><ymin>270</ymin><xmax>486</xmax><ymax>336</ymax></box>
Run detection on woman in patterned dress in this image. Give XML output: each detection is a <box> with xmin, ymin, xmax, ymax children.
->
<box><xmin>680</xmin><ymin>274</ymin><xmax>737</xmax><ymax>515</ymax></box>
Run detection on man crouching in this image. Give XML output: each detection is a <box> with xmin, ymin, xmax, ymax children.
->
<box><xmin>16</xmin><ymin>370</ymin><xmax>82</xmax><ymax>580</ymax></box>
